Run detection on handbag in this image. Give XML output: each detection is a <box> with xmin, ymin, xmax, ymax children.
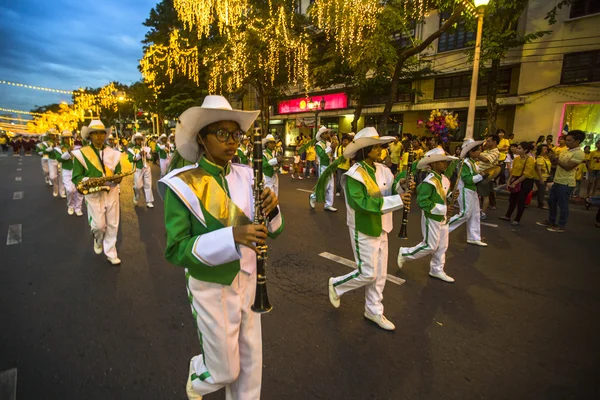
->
<box><xmin>508</xmin><ymin>177</ymin><xmax>521</xmax><ymax>193</ymax></box>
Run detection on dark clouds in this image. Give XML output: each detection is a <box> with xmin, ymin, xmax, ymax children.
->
<box><xmin>0</xmin><ymin>0</ymin><xmax>158</xmax><ymax>111</ymax></box>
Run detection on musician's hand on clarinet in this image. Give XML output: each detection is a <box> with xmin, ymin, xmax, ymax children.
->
<box><xmin>401</xmin><ymin>193</ymin><xmax>412</xmax><ymax>210</ymax></box>
<box><xmin>233</xmin><ymin>224</ymin><xmax>268</xmax><ymax>254</ymax></box>
<box><xmin>447</xmin><ymin>204</ymin><xmax>454</xmax><ymax>215</ymax></box>
<box><xmin>260</xmin><ymin>187</ymin><xmax>279</xmax><ymax>216</ymax></box>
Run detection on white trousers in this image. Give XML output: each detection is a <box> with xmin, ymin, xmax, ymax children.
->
<box><xmin>48</xmin><ymin>159</ymin><xmax>65</xmax><ymax>196</ymax></box>
<box><xmin>331</xmin><ymin>228</ymin><xmax>388</xmax><ymax>315</ymax></box>
<box><xmin>319</xmin><ymin>164</ymin><xmax>334</xmax><ymax>207</ymax></box>
<box><xmin>133</xmin><ymin>166</ymin><xmax>154</xmax><ymax>203</ymax></box>
<box><xmin>264</xmin><ymin>174</ymin><xmax>279</xmax><ymax>197</ymax></box>
<box><xmin>448</xmin><ymin>186</ymin><xmax>481</xmax><ymax>241</ymax></box>
<box><xmin>85</xmin><ymin>187</ymin><xmax>120</xmax><ymax>259</ymax></box>
<box><xmin>187</xmin><ymin>270</ymin><xmax>262</xmax><ymax>400</ymax></box>
<box><xmin>61</xmin><ymin>169</ymin><xmax>84</xmax><ymax>212</ymax></box>
<box><xmin>41</xmin><ymin>158</ymin><xmax>50</xmax><ymax>183</ymax></box>
<box><xmin>159</xmin><ymin>158</ymin><xmax>170</xmax><ymax>177</ymax></box>
<box><xmin>400</xmin><ymin>214</ymin><xmax>449</xmax><ymax>274</ymax></box>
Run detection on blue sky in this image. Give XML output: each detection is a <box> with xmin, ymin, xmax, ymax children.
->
<box><xmin>0</xmin><ymin>0</ymin><xmax>158</xmax><ymax>113</ymax></box>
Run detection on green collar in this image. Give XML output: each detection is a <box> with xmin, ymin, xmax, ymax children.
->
<box><xmin>430</xmin><ymin>170</ymin><xmax>443</xmax><ymax>180</ymax></box>
<box><xmin>199</xmin><ymin>156</ymin><xmax>230</xmax><ymax>177</ymax></box>
<box><xmin>359</xmin><ymin>160</ymin><xmax>375</xmax><ymax>173</ymax></box>
<box><xmin>265</xmin><ymin>148</ymin><xmax>273</xmax><ymax>156</ymax></box>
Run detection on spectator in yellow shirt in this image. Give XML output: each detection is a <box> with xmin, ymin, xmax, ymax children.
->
<box><xmin>535</xmin><ymin>144</ymin><xmax>552</xmax><ymax>209</ymax></box>
<box><xmin>497</xmin><ymin>129</ymin><xmax>510</xmax><ymax>184</ymax></box>
<box><xmin>305</xmin><ymin>143</ymin><xmax>317</xmax><ymax>178</ymax></box>
<box><xmin>388</xmin><ymin>134</ymin><xmax>403</xmax><ymax>174</ymax></box>
<box><xmin>500</xmin><ymin>142</ymin><xmax>536</xmax><ymax>225</ymax></box>
<box><xmin>587</xmin><ymin>140</ymin><xmax>600</xmax><ymax>197</ymax></box>
<box><xmin>553</xmin><ymin>136</ymin><xmax>568</xmax><ymax>156</ymax></box>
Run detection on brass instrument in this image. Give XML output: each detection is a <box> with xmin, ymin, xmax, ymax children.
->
<box><xmin>251</xmin><ymin>128</ymin><xmax>272</xmax><ymax>314</ymax></box>
<box><xmin>447</xmin><ymin>159</ymin><xmax>466</xmax><ymax>215</ymax></box>
<box><xmin>397</xmin><ymin>144</ymin><xmax>414</xmax><ymax>239</ymax></box>
<box><xmin>77</xmin><ymin>170</ymin><xmax>135</xmax><ymax>195</ymax></box>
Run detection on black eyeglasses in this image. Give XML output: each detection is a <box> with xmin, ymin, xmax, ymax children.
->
<box><xmin>207</xmin><ymin>129</ymin><xmax>244</xmax><ymax>143</ymax></box>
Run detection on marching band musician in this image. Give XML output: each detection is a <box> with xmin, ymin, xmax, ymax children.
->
<box><xmin>106</xmin><ymin>134</ymin><xmax>121</xmax><ymax>151</ymax></box>
<box><xmin>262</xmin><ymin>134</ymin><xmax>281</xmax><ymax>196</ymax></box>
<box><xmin>128</xmin><ymin>132</ymin><xmax>154</xmax><ymax>208</ymax></box>
<box><xmin>46</xmin><ymin>130</ymin><xmax>66</xmax><ymax>198</ymax></box>
<box><xmin>169</xmin><ymin>133</ymin><xmax>176</xmax><ymax>152</ymax></box>
<box><xmin>447</xmin><ymin>139</ymin><xmax>490</xmax><ymax>247</ymax></box>
<box><xmin>237</xmin><ymin>134</ymin><xmax>251</xmax><ymax>166</ymax></box>
<box><xmin>55</xmin><ymin>130</ymin><xmax>84</xmax><ymax>216</ymax></box>
<box><xmin>327</xmin><ymin>127</ymin><xmax>412</xmax><ymax>331</ymax></box>
<box><xmin>397</xmin><ymin>148</ymin><xmax>458</xmax><ymax>283</ymax></box>
<box><xmin>10</xmin><ymin>134</ymin><xmax>22</xmax><ymax>156</ymax></box>
<box><xmin>36</xmin><ymin>133</ymin><xmax>52</xmax><ymax>185</ymax></box>
<box><xmin>309</xmin><ymin>127</ymin><xmax>337</xmax><ymax>212</ymax></box>
<box><xmin>157</xmin><ymin>134</ymin><xmax>171</xmax><ymax>177</ymax></box>
<box><xmin>157</xmin><ymin>95</ymin><xmax>284</xmax><ymax>400</ymax></box>
<box><xmin>71</xmin><ymin>120</ymin><xmax>123</xmax><ymax>265</ymax></box>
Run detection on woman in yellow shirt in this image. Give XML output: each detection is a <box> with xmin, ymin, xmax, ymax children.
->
<box><xmin>535</xmin><ymin>144</ymin><xmax>552</xmax><ymax>209</ymax></box>
<box><xmin>587</xmin><ymin>141</ymin><xmax>600</xmax><ymax>197</ymax></box>
<box><xmin>500</xmin><ymin>142</ymin><xmax>536</xmax><ymax>225</ymax></box>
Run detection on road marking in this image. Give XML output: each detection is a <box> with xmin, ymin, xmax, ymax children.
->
<box><xmin>0</xmin><ymin>368</ymin><xmax>17</xmax><ymax>400</ymax></box>
<box><xmin>296</xmin><ymin>189</ymin><xmax>313</xmax><ymax>193</ymax></box>
<box><xmin>13</xmin><ymin>192</ymin><xmax>23</xmax><ymax>200</ymax></box>
<box><xmin>6</xmin><ymin>224</ymin><xmax>22</xmax><ymax>245</ymax></box>
<box><xmin>15</xmin><ymin>177</ymin><xmax>21</xmax><ymax>181</ymax></box>
<box><xmin>319</xmin><ymin>251</ymin><xmax>405</xmax><ymax>286</ymax></box>
<box><xmin>16</xmin><ymin>168</ymin><xmax>21</xmax><ymax>171</ymax></box>
<box><xmin>481</xmin><ymin>222</ymin><xmax>498</xmax><ymax>228</ymax></box>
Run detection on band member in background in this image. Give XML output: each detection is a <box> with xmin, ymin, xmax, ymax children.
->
<box><xmin>309</xmin><ymin>127</ymin><xmax>337</xmax><ymax>212</ymax></box>
<box><xmin>334</xmin><ymin>134</ymin><xmax>351</xmax><ymax>194</ymax></box>
<box><xmin>262</xmin><ymin>134</ymin><xmax>280</xmax><ymax>196</ymax></box>
<box><xmin>106</xmin><ymin>134</ymin><xmax>121</xmax><ymax>151</ymax></box>
<box><xmin>56</xmin><ymin>130</ymin><xmax>84</xmax><ymax>216</ymax></box>
<box><xmin>327</xmin><ymin>127</ymin><xmax>411</xmax><ymax>331</ymax></box>
<box><xmin>447</xmin><ymin>139</ymin><xmax>489</xmax><ymax>247</ymax></box>
<box><xmin>10</xmin><ymin>134</ymin><xmax>22</xmax><ymax>156</ymax></box>
<box><xmin>46</xmin><ymin>130</ymin><xmax>66</xmax><ymax>198</ymax></box>
<box><xmin>72</xmin><ymin>120</ymin><xmax>123</xmax><ymax>265</ymax></box>
<box><xmin>158</xmin><ymin>95</ymin><xmax>283</xmax><ymax>399</ymax></box>
<box><xmin>169</xmin><ymin>133</ymin><xmax>176</xmax><ymax>152</ymax></box>
<box><xmin>398</xmin><ymin>148</ymin><xmax>458</xmax><ymax>283</ymax></box>
<box><xmin>26</xmin><ymin>135</ymin><xmax>36</xmax><ymax>156</ymax></box>
<box><xmin>36</xmin><ymin>134</ymin><xmax>52</xmax><ymax>185</ymax></box>
<box><xmin>128</xmin><ymin>132</ymin><xmax>154</xmax><ymax>208</ymax></box>
<box><xmin>157</xmin><ymin>134</ymin><xmax>171</xmax><ymax>177</ymax></box>
<box><xmin>237</xmin><ymin>134</ymin><xmax>251</xmax><ymax>166</ymax></box>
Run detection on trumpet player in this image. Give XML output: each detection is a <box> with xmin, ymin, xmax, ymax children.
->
<box><xmin>397</xmin><ymin>148</ymin><xmax>458</xmax><ymax>283</ymax></box>
<box><xmin>447</xmin><ymin>140</ymin><xmax>490</xmax><ymax>247</ymax></box>
<box><xmin>56</xmin><ymin>130</ymin><xmax>83</xmax><ymax>216</ymax></box>
<box><xmin>128</xmin><ymin>132</ymin><xmax>154</xmax><ymax>208</ymax></box>
<box><xmin>72</xmin><ymin>120</ymin><xmax>123</xmax><ymax>265</ymax></box>
<box><xmin>327</xmin><ymin>128</ymin><xmax>412</xmax><ymax>331</ymax></box>
<box><xmin>158</xmin><ymin>96</ymin><xmax>283</xmax><ymax>399</ymax></box>
<box><xmin>157</xmin><ymin>134</ymin><xmax>170</xmax><ymax>177</ymax></box>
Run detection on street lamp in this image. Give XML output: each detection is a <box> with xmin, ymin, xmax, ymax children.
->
<box><xmin>465</xmin><ymin>0</ymin><xmax>490</xmax><ymax>141</ymax></box>
<box><xmin>308</xmin><ymin>97</ymin><xmax>326</xmax><ymax>138</ymax></box>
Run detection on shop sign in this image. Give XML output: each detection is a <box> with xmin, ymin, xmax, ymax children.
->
<box><xmin>278</xmin><ymin>93</ymin><xmax>348</xmax><ymax>114</ymax></box>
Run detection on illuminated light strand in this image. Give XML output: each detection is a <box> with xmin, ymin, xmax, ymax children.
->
<box><xmin>0</xmin><ymin>107</ymin><xmax>44</xmax><ymax>116</ymax></box>
<box><xmin>174</xmin><ymin>0</ymin><xmax>249</xmax><ymax>39</ymax></box>
<box><xmin>0</xmin><ymin>79</ymin><xmax>122</xmax><ymax>101</ymax></box>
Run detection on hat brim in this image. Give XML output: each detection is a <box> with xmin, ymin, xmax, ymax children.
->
<box><xmin>176</xmin><ymin>107</ymin><xmax>260</xmax><ymax>163</ymax></box>
<box><xmin>343</xmin><ymin>136</ymin><xmax>395</xmax><ymax>158</ymax></box>
<box><xmin>460</xmin><ymin>140</ymin><xmax>484</xmax><ymax>159</ymax></box>
<box><xmin>81</xmin><ymin>126</ymin><xmax>112</xmax><ymax>140</ymax></box>
<box><xmin>315</xmin><ymin>128</ymin><xmax>332</xmax><ymax>142</ymax></box>
<box><xmin>262</xmin><ymin>138</ymin><xmax>276</xmax><ymax>146</ymax></box>
<box><xmin>416</xmin><ymin>154</ymin><xmax>458</xmax><ymax>170</ymax></box>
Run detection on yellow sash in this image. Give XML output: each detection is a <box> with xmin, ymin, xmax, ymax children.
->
<box><xmin>80</xmin><ymin>146</ymin><xmax>113</xmax><ymax>177</ymax></box>
<box><xmin>430</xmin><ymin>174</ymin><xmax>447</xmax><ymax>201</ymax></box>
<box><xmin>355</xmin><ymin>165</ymin><xmax>382</xmax><ymax>198</ymax></box>
<box><xmin>177</xmin><ymin>168</ymin><xmax>252</xmax><ymax>227</ymax></box>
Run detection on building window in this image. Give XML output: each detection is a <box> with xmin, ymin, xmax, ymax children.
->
<box><xmin>569</xmin><ymin>0</ymin><xmax>600</xmax><ymax>19</ymax></box>
<box><xmin>561</xmin><ymin>50</ymin><xmax>600</xmax><ymax>84</ymax></box>
<box><xmin>434</xmin><ymin>74</ymin><xmax>471</xmax><ymax>99</ymax></box>
<box><xmin>437</xmin><ymin>12</ymin><xmax>475</xmax><ymax>53</ymax></box>
<box><xmin>478</xmin><ymin>69</ymin><xmax>512</xmax><ymax>96</ymax></box>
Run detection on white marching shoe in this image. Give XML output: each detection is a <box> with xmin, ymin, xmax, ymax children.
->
<box><xmin>429</xmin><ymin>271</ymin><xmax>455</xmax><ymax>283</ymax></box>
<box><xmin>309</xmin><ymin>194</ymin><xmax>316</xmax><ymax>209</ymax></box>
<box><xmin>467</xmin><ymin>240</ymin><xmax>488</xmax><ymax>247</ymax></box>
<box><xmin>75</xmin><ymin>210</ymin><xmax>83</xmax><ymax>217</ymax></box>
<box><xmin>186</xmin><ymin>356</ymin><xmax>203</xmax><ymax>400</ymax></box>
<box><xmin>397</xmin><ymin>250</ymin><xmax>405</xmax><ymax>269</ymax></box>
<box><xmin>107</xmin><ymin>257</ymin><xmax>121</xmax><ymax>265</ymax></box>
<box><xmin>364</xmin><ymin>312</ymin><xmax>396</xmax><ymax>331</ymax></box>
<box><xmin>324</xmin><ymin>206</ymin><xmax>337</xmax><ymax>212</ymax></box>
<box><xmin>328</xmin><ymin>278</ymin><xmax>340</xmax><ymax>308</ymax></box>
<box><xmin>93</xmin><ymin>239</ymin><xmax>103</xmax><ymax>255</ymax></box>
<box><xmin>147</xmin><ymin>202</ymin><xmax>154</xmax><ymax>208</ymax></box>
<box><xmin>67</xmin><ymin>207</ymin><xmax>74</xmax><ymax>215</ymax></box>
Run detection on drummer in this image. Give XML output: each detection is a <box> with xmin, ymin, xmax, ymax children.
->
<box><xmin>476</xmin><ymin>134</ymin><xmax>500</xmax><ymax>219</ymax></box>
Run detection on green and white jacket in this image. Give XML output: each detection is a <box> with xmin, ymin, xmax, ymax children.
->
<box><xmin>262</xmin><ymin>148</ymin><xmax>278</xmax><ymax>178</ymax></box>
<box><xmin>159</xmin><ymin>157</ymin><xmax>285</xmax><ymax>285</ymax></box>
<box><xmin>343</xmin><ymin>161</ymin><xmax>404</xmax><ymax>237</ymax></box>
<box><xmin>128</xmin><ymin>145</ymin><xmax>152</xmax><ymax>169</ymax></box>
<box><xmin>36</xmin><ymin>141</ymin><xmax>51</xmax><ymax>159</ymax></box>
<box><xmin>417</xmin><ymin>171</ymin><xmax>451</xmax><ymax>223</ymax></box>
<box><xmin>316</xmin><ymin>140</ymin><xmax>332</xmax><ymax>167</ymax></box>
<box><xmin>459</xmin><ymin>158</ymin><xmax>483</xmax><ymax>191</ymax></box>
<box><xmin>157</xmin><ymin>143</ymin><xmax>169</xmax><ymax>160</ymax></box>
<box><xmin>54</xmin><ymin>146</ymin><xmax>74</xmax><ymax>171</ymax></box>
<box><xmin>237</xmin><ymin>145</ymin><xmax>249</xmax><ymax>165</ymax></box>
<box><xmin>71</xmin><ymin>145</ymin><xmax>122</xmax><ymax>186</ymax></box>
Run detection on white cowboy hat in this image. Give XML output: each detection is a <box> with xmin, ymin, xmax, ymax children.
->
<box><xmin>175</xmin><ymin>95</ymin><xmax>260</xmax><ymax>162</ymax></box>
<box><xmin>47</xmin><ymin>128</ymin><xmax>59</xmax><ymax>136</ymax></box>
<box><xmin>81</xmin><ymin>120</ymin><xmax>112</xmax><ymax>140</ymax></box>
<box><xmin>262</xmin><ymin>134</ymin><xmax>276</xmax><ymax>146</ymax></box>
<box><xmin>343</xmin><ymin>127</ymin><xmax>395</xmax><ymax>158</ymax></box>
<box><xmin>132</xmin><ymin>132</ymin><xmax>144</xmax><ymax>140</ymax></box>
<box><xmin>107</xmin><ymin>134</ymin><xmax>114</xmax><ymax>140</ymax></box>
<box><xmin>61</xmin><ymin>130</ymin><xmax>73</xmax><ymax>137</ymax></box>
<box><xmin>416</xmin><ymin>147</ymin><xmax>457</xmax><ymax>169</ymax></box>
<box><xmin>158</xmin><ymin>134</ymin><xmax>167</xmax><ymax>141</ymax></box>
<box><xmin>315</xmin><ymin>126</ymin><xmax>332</xmax><ymax>142</ymax></box>
<box><xmin>460</xmin><ymin>139</ymin><xmax>484</xmax><ymax>159</ymax></box>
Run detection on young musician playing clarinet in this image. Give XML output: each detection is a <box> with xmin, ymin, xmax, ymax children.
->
<box><xmin>397</xmin><ymin>148</ymin><xmax>458</xmax><ymax>283</ymax></box>
<box><xmin>327</xmin><ymin>127</ymin><xmax>412</xmax><ymax>331</ymax></box>
<box><xmin>158</xmin><ymin>96</ymin><xmax>284</xmax><ymax>400</ymax></box>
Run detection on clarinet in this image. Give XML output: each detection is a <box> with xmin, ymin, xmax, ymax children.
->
<box><xmin>397</xmin><ymin>144</ymin><xmax>414</xmax><ymax>239</ymax></box>
<box><xmin>251</xmin><ymin>129</ymin><xmax>273</xmax><ymax>314</ymax></box>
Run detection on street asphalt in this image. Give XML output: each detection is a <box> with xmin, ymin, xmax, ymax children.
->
<box><xmin>1</xmin><ymin>150</ymin><xmax>599</xmax><ymax>400</ymax></box>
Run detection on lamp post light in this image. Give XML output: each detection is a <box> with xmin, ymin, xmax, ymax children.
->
<box><xmin>465</xmin><ymin>0</ymin><xmax>490</xmax><ymax>141</ymax></box>
<box><xmin>308</xmin><ymin>97</ymin><xmax>326</xmax><ymax>138</ymax></box>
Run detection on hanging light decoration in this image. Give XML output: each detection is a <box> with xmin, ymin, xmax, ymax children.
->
<box><xmin>174</xmin><ymin>0</ymin><xmax>249</xmax><ymax>39</ymax></box>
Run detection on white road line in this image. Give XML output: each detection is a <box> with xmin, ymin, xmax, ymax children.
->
<box><xmin>319</xmin><ymin>251</ymin><xmax>405</xmax><ymax>286</ymax></box>
<box><xmin>15</xmin><ymin>177</ymin><xmax>21</xmax><ymax>181</ymax></box>
<box><xmin>481</xmin><ymin>222</ymin><xmax>498</xmax><ymax>228</ymax></box>
<box><xmin>296</xmin><ymin>188</ymin><xmax>314</xmax><ymax>193</ymax></box>
<box><xmin>13</xmin><ymin>192</ymin><xmax>23</xmax><ymax>200</ymax></box>
<box><xmin>0</xmin><ymin>368</ymin><xmax>17</xmax><ymax>400</ymax></box>
<box><xmin>6</xmin><ymin>224</ymin><xmax>22</xmax><ymax>245</ymax></box>
<box><xmin>16</xmin><ymin>168</ymin><xmax>21</xmax><ymax>171</ymax></box>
